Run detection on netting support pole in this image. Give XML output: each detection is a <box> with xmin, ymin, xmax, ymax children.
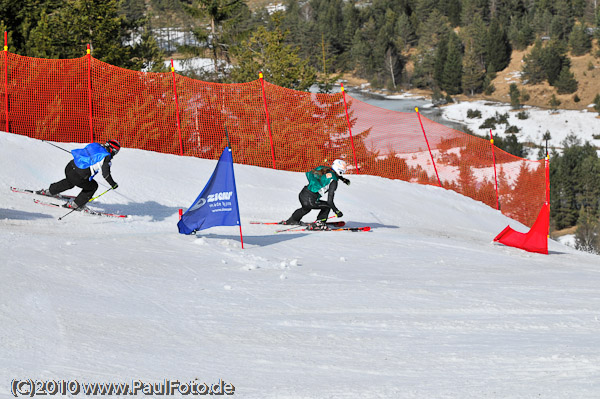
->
<box><xmin>545</xmin><ymin>154</ymin><xmax>550</xmax><ymax>237</ymax></box>
<box><xmin>171</xmin><ymin>59</ymin><xmax>184</xmax><ymax>156</ymax></box>
<box><xmin>3</xmin><ymin>32</ymin><xmax>8</xmax><ymax>133</ymax></box>
<box><xmin>86</xmin><ymin>44</ymin><xmax>94</xmax><ymax>142</ymax></box>
<box><xmin>490</xmin><ymin>129</ymin><xmax>500</xmax><ymax>210</ymax></box>
<box><xmin>415</xmin><ymin>107</ymin><xmax>442</xmax><ymax>187</ymax></box>
<box><xmin>259</xmin><ymin>72</ymin><xmax>276</xmax><ymax>169</ymax></box>
<box><xmin>341</xmin><ymin>84</ymin><xmax>359</xmax><ymax>174</ymax></box>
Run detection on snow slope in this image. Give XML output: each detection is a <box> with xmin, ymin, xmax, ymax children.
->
<box><xmin>1</xmin><ymin>132</ymin><xmax>599</xmax><ymax>399</ymax></box>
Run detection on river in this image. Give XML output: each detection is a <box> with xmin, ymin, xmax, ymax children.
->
<box><xmin>346</xmin><ymin>89</ymin><xmax>471</xmax><ymax>133</ymax></box>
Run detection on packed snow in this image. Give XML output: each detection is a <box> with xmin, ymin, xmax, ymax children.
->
<box><xmin>1</xmin><ymin>131</ymin><xmax>599</xmax><ymax>398</ymax></box>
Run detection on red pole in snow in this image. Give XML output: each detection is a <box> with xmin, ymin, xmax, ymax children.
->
<box><xmin>171</xmin><ymin>59</ymin><xmax>184</xmax><ymax>156</ymax></box>
<box><xmin>3</xmin><ymin>31</ymin><xmax>8</xmax><ymax>133</ymax></box>
<box><xmin>86</xmin><ymin>44</ymin><xmax>94</xmax><ymax>142</ymax></box>
<box><xmin>490</xmin><ymin>129</ymin><xmax>500</xmax><ymax>210</ymax></box>
<box><xmin>259</xmin><ymin>72</ymin><xmax>276</xmax><ymax>169</ymax></box>
<box><xmin>341</xmin><ymin>83</ymin><xmax>359</xmax><ymax>174</ymax></box>
<box><xmin>415</xmin><ymin>107</ymin><xmax>442</xmax><ymax>187</ymax></box>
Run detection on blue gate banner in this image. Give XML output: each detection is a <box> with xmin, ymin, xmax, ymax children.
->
<box><xmin>177</xmin><ymin>147</ymin><xmax>241</xmax><ymax>234</ymax></box>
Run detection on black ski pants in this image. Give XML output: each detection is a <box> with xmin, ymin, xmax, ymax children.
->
<box><xmin>49</xmin><ymin>160</ymin><xmax>98</xmax><ymax>207</ymax></box>
<box><xmin>288</xmin><ymin>186</ymin><xmax>331</xmax><ymax>223</ymax></box>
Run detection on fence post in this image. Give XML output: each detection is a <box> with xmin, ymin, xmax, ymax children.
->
<box><xmin>490</xmin><ymin>129</ymin><xmax>500</xmax><ymax>210</ymax></box>
<box><xmin>259</xmin><ymin>72</ymin><xmax>276</xmax><ymax>169</ymax></box>
<box><xmin>415</xmin><ymin>107</ymin><xmax>442</xmax><ymax>187</ymax></box>
<box><xmin>340</xmin><ymin>84</ymin><xmax>359</xmax><ymax>174</ymax></box>
<box><xmin>3</xmin><ymin>31</ymin><xmax>8</xmax><ymax>133</ymax></box>
<box><xmin>86</xmin><ymin>44</ymin><xmax>94</xmax><ymax>142</ymax></box>
<box><xmin>545</xmin><ymin>154</ymin><xmax>550</xmax><ymax>237</ymax></box>
<box><xmin>171</xmin><ymin>59</ymin><xmax>184</xmax><ymax>156</ymax></box>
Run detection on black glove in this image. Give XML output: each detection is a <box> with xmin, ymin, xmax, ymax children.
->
<box><xmin>340</xmin><ymin>176</ymin><xmax>351</xmax><ymax>186</ymax></box>
<box><xmin>335</xmin><ymin>210</ymin><xmax>343</xmax><ymax>218</ymax></box>
<box><xmin>111</xmin><ymin>182</ymin><xmax>119</xmax><ymax>190</ymax></box>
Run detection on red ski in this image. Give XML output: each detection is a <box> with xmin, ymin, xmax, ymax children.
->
<box><xmin>11</xmin><ymin>186</ymin><xmax>75</xmax><ymax>201</ymax></box>
<box><xmin>276</xmin><ymin>226</ymin><xmax>370</xmax><ymax>233</ymax></box>
<box><xmin>33</xmin><ymin>199</ymin><xmax>129</xmax><ymax>219</ymax></box>
<box><xmin>251</xmin><ymin>220</ymin><xmax>346</xmax><ymax>227</ymax></box>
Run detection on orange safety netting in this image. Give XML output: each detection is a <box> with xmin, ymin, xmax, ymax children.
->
<box><xmin>0</xmin><ymin>52</ymin><xmax>546</xmax><ymax>227</ymax></box>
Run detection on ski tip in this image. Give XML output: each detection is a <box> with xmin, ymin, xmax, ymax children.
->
<box><xmin>362</xmin><ymin>226</ymin><xmax>371</xmax><ymax>232</ymax></box>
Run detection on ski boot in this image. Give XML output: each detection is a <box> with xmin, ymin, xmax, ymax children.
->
<box><xmin>63</xmin><ymin>200</ymin><xmax>86</xmax><ymax>212</ymax></box>
<box><xmin>306</xmin><ymin>220</ymin><xmax>330</xmax><ymax>231</ymax></box>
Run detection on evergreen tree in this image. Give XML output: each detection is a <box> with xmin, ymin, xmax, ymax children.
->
<box><xmin>441</xmin><ymin>32</ymin><xmax>462</xmax><ymax>94</ymax></box>
<box><xmin>521</xmin><ymin>39</ymin><xmax>546</xmax><ymax>84</ymax></box>
<box><xmin>395</xmin><ymin>12</ymin><xmax>417</xmax><ymax>52</ymax></box>
<box><xmin>507</xmin><ymin>14</ymin><xmax>534</xmax><ymax>51</ymax></box>
<box><xmin>568</xmin><ymin>22</ymin><xmax>592</xmax><ymax>56</ymax></box>
<box><xmin>550</xmin><ymin>135</ymin><xmax>599</xmax><ymax>229</ymax></box>
<box><xmin>440</xmin><ymin>0</ymin><xmax>461</xmax><ymax>27</ymax></box>
<box><xmin>460</xmin><ymin>14</ymin><xmax>487</xmax><ymax>70</ymax></box>
<box><xmin>351</xmin><ymin>16</ymin><xmax>379</xmax><ymax>80</ymax></box>
<box><xmin>593</xmin><ymin>94</ymin><xmax>600</xmax><ymax>115</ymax></box>
<box><xmin>541</xmin><ymin>39</ymin><xmax>570</xmax><ymax>86</ymax></box>
<box><xmin>433</xmin><ymin>35</ymin><xmax>448</xmax><ymax>88</ymax></box>
<box><xmin>486</xmin><ymin>18</ymin><xmax>511</xmax><ymax>72</ymax></box>
<box><xmin>549</xmin><ymin>0</ymin><xmax>574</xmax><ymax>40</ymax></box>
<box><xmin>596</xmin><ymin>7</ymin><xmax>600</xmax><ymax>41</ymax></box>
<box><xmin>460</xmin><ymin>0</ymin><xmax>489</xmax><ymax>26</ymax></box>
<box><xmin>509</xmin><ymin>83</ymin><xmax>521</xmax><ymax>109</ymax></box>
<box><xmin>574</xmin><ymin>210</ymin><xmax>600</xmax><ymax>254</ymax></box>
<box><xmin>412</xmin><ymin>9</ymin><xmax>452</xmax><ymax>89</ymax></box>
<box><xmin>24</xmin><ymin>9</ymin><xmax>57</xmax><ymax>58</ymax></box>
<box><xmin>340</xmin><ymin>0</ymin><xmax>361</xmax><ymax>70</ymax></box>
<box><xmin>554</xmin><ymin>66</ymin><xmax>578</xmax><ymax>94</ymax></box>
<box><xmin>461</xmin><ymin>38</ymin><xmax>486</xmax><ymax>95</ymax></box>
<box><xmin>309</xmin><ymin>0</ymin><xmax>347</xmax><ymax>71</ymax></box>
<box><xmin>5</xmin><ymin>0</ymin><xmax>164</xmax><ymax>70</ymax></box>
<box><xmin>229</xmin><ymin>17</ymin><xmax>317</xmax><ymax>91</ymax></box>
<box><xmin>181</xmin><ymin>0</ymin><xmax>251</xmax><ymax>78</ymax></box>
<box><xmin>376</xmin><ymin>8</ymin><xmax>403</xmax><ymax>90</ymax></box>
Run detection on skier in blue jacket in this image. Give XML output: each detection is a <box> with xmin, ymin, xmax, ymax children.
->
<box><xmin>282</xmin><ymin>159</ymin><xmax>350</xmax><ymax>230</ymax></box>
<box><xmin>38</xmin><ymin>140</ymin><xmax>120</xmax><ymax>210</ymax></box>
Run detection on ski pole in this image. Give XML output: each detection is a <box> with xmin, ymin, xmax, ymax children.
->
<box><xmin>43</xmin><ymin>140</ymin><xmax>71</xmax><ymax>154</ymax></box>
<box><xmin>58</xmin><ymin>187</ymin><xmax>113</xmax><ymax>221</ymax></box>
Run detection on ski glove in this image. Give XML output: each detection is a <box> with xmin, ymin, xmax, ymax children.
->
<box><xmin>340</xmin><ymin>176</ymin><xmax>351</xmax><ymax>186</ymax></box>
<box><xmin>111</xmin><ymin>182</ymin><xmax>119</xmax><ymax>190</ymax></box>
<box><xmin>335</xmin><ymin>210</ymin><xmax>343</xmax><ymax>218</ymax></box>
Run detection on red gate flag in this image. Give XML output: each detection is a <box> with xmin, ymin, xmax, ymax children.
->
<box><xmin>493</xmin><ymin>203</ymin><xmax>549</xmax><ymax>254</ymax></box>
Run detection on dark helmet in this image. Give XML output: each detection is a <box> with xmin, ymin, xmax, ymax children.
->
<box><xmin>104</xmin><ymin>140</ymin><xmax>121</xmax><ymax>157</ymax></box>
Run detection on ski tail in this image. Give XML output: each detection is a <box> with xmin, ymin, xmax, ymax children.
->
<box><xmin>330</xmin><ymin>226</ymin><xmax>371</xmax><ymax>232</ymax></box>
<box><xmin>11</xmin><ymin>186</ymin><xmax>75</xmax><ymax>201</ymax></box>
<box><xmin>33</xmin><ymin>199</ymin><xmax>129</xmax><ymax>218</ymax></box>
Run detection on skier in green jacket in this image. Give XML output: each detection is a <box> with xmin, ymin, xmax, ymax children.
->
<box><xmin>282</xmin><ymin>159</ymin><xmax>351</xmax><ymax>230</ymax></box>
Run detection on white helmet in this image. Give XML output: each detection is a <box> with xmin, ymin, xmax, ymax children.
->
<box><xmin>332</xmin><ymin>159</ymin><xmax>347</xmax><ymax>175</ymax></box>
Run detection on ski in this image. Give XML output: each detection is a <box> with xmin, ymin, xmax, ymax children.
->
<box><xmin>276</xmin><ymin>226</ymin><xmax>370</xmax><ymax>233</ymax></box>
<box><xmin>11</xmin><ymin>186</ymin><xmax>74</xmax><ymax>201</ymax></box>
<box><xmin>250</xmin><ymin>220</ymin><xmax>346</xmax><ymax>227</ymax></box>
<box><xmin>33</xmin><ymin>199</ymin><xmax>129</xmax><ymax>219</ymax></box>
<box><xmin>331</xmin><ymin>226</ymin><xmax>371</xmax><ymax>232</ymax></box>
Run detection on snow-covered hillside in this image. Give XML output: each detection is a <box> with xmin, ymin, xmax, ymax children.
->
<box><xmin>1</xmin><ymin>132</ymin><xmax>599</xmax><ymax>398</ymax></box>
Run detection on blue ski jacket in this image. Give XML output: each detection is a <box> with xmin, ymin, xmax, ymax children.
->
<box><xmin>71</xmin><ymin>143</ymin><xmax>115</xmax><ymax>184</ymax></box>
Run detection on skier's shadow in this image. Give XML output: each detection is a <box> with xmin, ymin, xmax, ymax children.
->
<box><xmin>92</xmin><ymin>201</ymin><xmax>181</xmax><ymax>221</ymax></box>
<box><xmin>345</xmin><ymin>220</ymin><xmax>398</xmax><ymax>229</ymax></box>
<box><xmin>197</xmin><ymin>233</ymin><xmax>304</xmax><ymax>247</ymax></box>
<box><xmin>0</xmin><ymin>208</ymin><xmax>53</xmax><ymax>220</ymax></box>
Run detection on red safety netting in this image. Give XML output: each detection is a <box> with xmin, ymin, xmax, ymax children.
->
<box><xmin>0</xmin><ymin>52</ymin><xmax>547</xmax><ymax>227</ymax></box>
